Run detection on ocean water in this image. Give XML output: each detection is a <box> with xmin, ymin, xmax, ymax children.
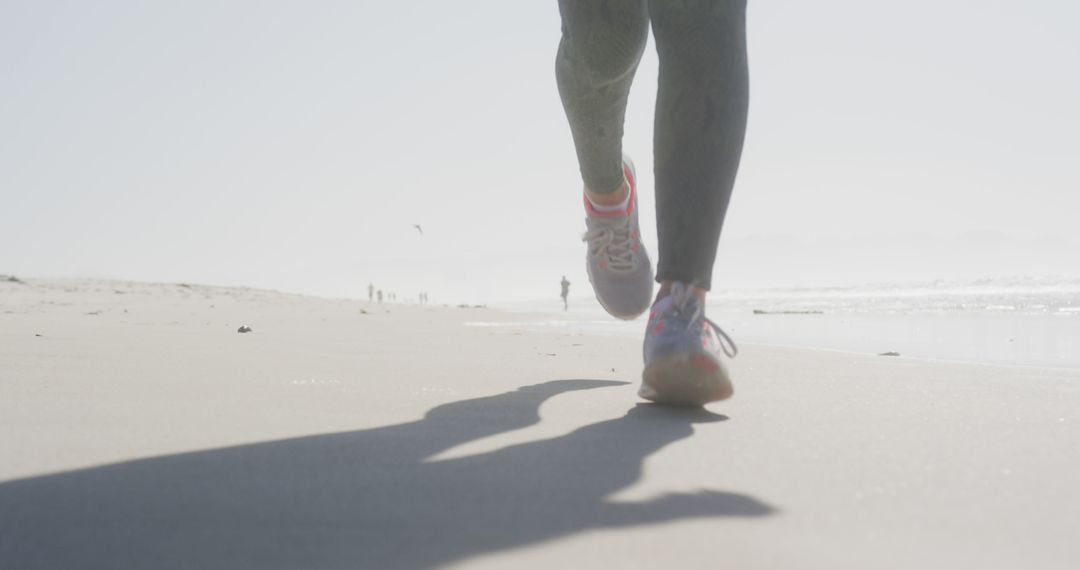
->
<box><xmin>478</xmin><ymin>277</ymin><xmax>1080</xmax><ymax>370</ymax></box>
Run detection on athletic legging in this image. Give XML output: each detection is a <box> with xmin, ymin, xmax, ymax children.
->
<box><xmin>556</xmin><ymin>0</ymin><xmax>749</xmax><ymax>290</ymax></box>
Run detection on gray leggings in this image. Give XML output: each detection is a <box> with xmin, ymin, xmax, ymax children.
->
<box><xmin>556</xmin><ymin>0</ymin><xmax>749</xmax><ymax>290</ymax></box>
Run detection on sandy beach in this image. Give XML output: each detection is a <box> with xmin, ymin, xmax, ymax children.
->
<box><xmin>2</xmin><ymin>278</ymin><xmax>1078</xmax><ymax>569</ymax></box>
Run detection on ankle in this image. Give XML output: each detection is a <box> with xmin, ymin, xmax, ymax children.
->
<box><xmin>656</xmin><ymin>281</ymin><xmax>707</xmax><ymax>305</ymax></box>
<box><xmin>585</xmin><ymin>180</ymin><xmax>629</xmax><ymax>207</ymax></box>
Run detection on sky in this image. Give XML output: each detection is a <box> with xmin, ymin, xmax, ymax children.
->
<box><xmin>2</xmin><ymin>0</ymin><xmax>1078</xmax><ymax>303</ymax></box>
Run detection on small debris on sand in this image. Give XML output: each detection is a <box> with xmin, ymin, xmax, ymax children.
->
<box><xmin>879</xmin><ymin>351</ymin><xmax>901</xmax><ymax>357</ymax></box>
<box><xmin>34</xmin><ymin>333</ymin><xmax>43</xmax><ymax>337</ymax></box>
<box><xmin>753</xmin><ymin>309</ymin><xmax>824</xmax><ymax>315</ymax></box>
<box><xmin>237</xmin><ymin>325</ymin><xmax>253</xmax><ymax>333</ymax></box>
<box><xmin>359</xmin><ymin>309</ymin><xmax>368</xmax><ymax>315</ymax></box>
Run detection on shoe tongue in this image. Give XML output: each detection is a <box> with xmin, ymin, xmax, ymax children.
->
<box><xmin>678</xmin><ymin>297</ymin><xmax>700</xmax><ymax>318</ymax></box>
<box><xmin>670</xmin><ymin>287</ymin><xmax>701</xmax><ymax>318</ymax></box>
<box><xmin>591</xmin><ymin>214</ymin><xmax>630</xmax><ymax>230</ymax></box>
<box><xmin>651</xmin><ymin>289</ymin><xmax>699</xmax><ymax>319</ymax></box>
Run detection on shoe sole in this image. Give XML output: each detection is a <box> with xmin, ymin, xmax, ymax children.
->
<box><xmin>589</xmin><ymin>279</ymin><xmax>652</xmax><ymax>320</ymax></box>
<box><xmin>640</xmin><ymin>352</ymin><xmax>734</xmax><ymax>406</ymax></box>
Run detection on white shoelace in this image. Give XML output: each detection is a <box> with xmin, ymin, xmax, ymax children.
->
<box><xmin>582</xmin><ymin>218</ymin><xmax>637</xmax><ymax>272</ymax></box>
<box><xmin>668</xmin><ymin>282</ymin><xmax>738</xmax><ymax>358</ymax></box>
<box><xmin>705</xmin><ymin>317</ymin><xmax>739</xmax><ymax>358</ymax></box>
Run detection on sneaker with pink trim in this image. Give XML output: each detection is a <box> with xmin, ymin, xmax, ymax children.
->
<box><xmin>640</xmin><ymin>282</ymin><xmax>738</xmax><ymax>405</ymax></box>
<box><xmin>581</xmin><ymin>156</ymin><xmax>654</xmax><ymax>320</ymax></box>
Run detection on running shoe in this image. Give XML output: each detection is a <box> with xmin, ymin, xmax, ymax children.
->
<box><xmin>641</xmin><ymin>282</ymin><xmax>737</xmax><ymax>405</ymax></box>
<box><xmin>582</xmin><ymin>156</ymin><xmax>653</xmax><ymax>319</ymax></box>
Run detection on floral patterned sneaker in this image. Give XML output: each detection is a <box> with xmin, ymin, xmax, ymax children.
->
<box><xmin>641</xmin><ymin>282</ymin><xmax>738</xmax><ymax>405</ymax></box>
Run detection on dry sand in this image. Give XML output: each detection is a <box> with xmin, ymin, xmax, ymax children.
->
<box><xmin>1</xmin><ymin>278</ymin><xmax>1078</xmax><ymax>569</ymax></box>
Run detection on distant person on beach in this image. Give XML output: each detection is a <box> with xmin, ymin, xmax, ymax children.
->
<box><xmin>377</xmin><ymin>290</ymin><xmax>383</xmax><ymax>304</ymax></box>
<box><xmin>560</xmin><ymin>276</ymin><xmax>571</xmax><ymax>311</ymax></box>
<box><xmin>557</xmin><ymin>0</ymin><xmax>744</xmax><ymax>405</ymax></box>
<box><xmin>368</xmin><ymin>283</ymin><xmax>374</xmax><ymax>302</ymax></box>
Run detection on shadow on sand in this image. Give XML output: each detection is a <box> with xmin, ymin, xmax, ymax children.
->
<box><xmin>0</xmin><ymin>380</ymin><xmax>774</xmax><ymax>569</ymax></box>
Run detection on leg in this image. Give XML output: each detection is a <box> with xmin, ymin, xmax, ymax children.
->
<box><xmin>649</xmin><ymin>0</ymin><xmax>749</xmax><ymax>292</ymax></box>
<box><xmin>556</xmin><ymin>0</ymin><xmax>650</xmax><ymax>196</ymax></box>
<box><xmin>640</xmin><ymin>0</ymin><xmax>748</xmax><ymax>405</ymax></box>
<box><xmin>559</xmin><ymin>0</ymin><xmax>655</xmax><ymax>320</ymax></box>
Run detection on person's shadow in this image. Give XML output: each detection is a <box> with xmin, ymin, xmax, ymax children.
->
<box><xmin>0</xmin><ymin>380</ymin><xmax>774</xmax><ymax>569</ymax></box>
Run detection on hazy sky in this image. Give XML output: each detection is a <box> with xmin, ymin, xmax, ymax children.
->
<box><xmin>2</xmin><ymin>1</ymin><xmax>1078</xmax><ymax>302</ymax></box>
